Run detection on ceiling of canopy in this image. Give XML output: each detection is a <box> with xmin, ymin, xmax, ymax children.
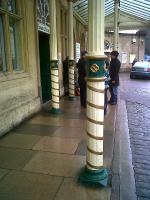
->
<box><xmin>73</xmin><ymin>0</ymin><xmax>150</xmax><ymax>24</ymax></box>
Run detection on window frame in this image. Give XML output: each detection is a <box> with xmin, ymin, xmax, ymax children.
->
<box><xmin>0</xmin><ymin>0</ymin><xmax>28</xmax><ymax>79</ymax></box>
<box><xmin>0</xmin><ymin>14</ymin><xmax>7</xmax><ymax>72</ymax></box>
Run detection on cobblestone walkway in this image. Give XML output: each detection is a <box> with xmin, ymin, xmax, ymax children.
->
<box><xmin>121</xmin><ymin>75</ymin><xmax>150</xmax><ymax>200</ymax></box>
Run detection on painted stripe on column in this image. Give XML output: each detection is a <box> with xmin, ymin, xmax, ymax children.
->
<box><xmin>86</xmin><ymin>161</ymin><xmax>103</xmax><ymax>169</ymax></box>
<box><xmin>87</xmin><ymin>117</ymin><xmax>104</xmax><ymax>125</ymax></box>
<box><xmin>52</xmin><ymin>100</ymin><xmax>59</xmax><ymax>104</ymax></box>
<box><xmin>87</xmin><ymin>146</ymin><xmax>103</xmax><ymax>155</ymax></box>
<box><xmin>51</xmin><ymin>87</ymin><xmax>59</xmax><ymax>91</ymax></box>
<box><xmin>69</xmin><ymin>76</ymin><xmax>74</xmax><ymax>80</ymax></box>
<box><xmin>87</xmin><ymin>101</ymin><xmax>104</xmax><ymax>109</ymax></box>
<box><xmin>51</xmin><ymin>74</ymin><xmax>58</xmax><ymax>78</ymax></box>
<box><xmin>87</xmin><ymin>85</ymin><xmax>104</xmax><ymax>93</ymax></box>
<box><xmin>87</xmin><ymin>131</ymin><xmax>103</xmax><ymax>140</ymax></box>
<box><xmin>51</xmin><ymin>80</ymin><xmax>59</xmax><ymax>84</ymax></box>
<box><xmin>69</xmin><ymin>82</ymin><xmax>75</xmax><ymax>85</ymax></box>
<box><xmin>69</xmin><ymin>73</ymin><xmax>74</xmax><ymax>76</ymax></box>
<box><xmin>87</xmin><ymin>77</ymin><xmax>106</xmax><ymax>82</ymax></box>
<box><xmin>52</xmin><ymin>94</ymin><xmax>59</xmax><ymax>98</ymax></box>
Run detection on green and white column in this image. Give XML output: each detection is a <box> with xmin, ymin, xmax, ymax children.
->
<box><xmin>49</xmin><ymin>0</ymin><xmax>61</xmax><ymax>114</ymax></box>
<box><xmin>68</xmin><ymin>0</ymin><xmax>76</xmax><ymax>101</ymax></box>
<box><xmin>79</xmin><ymin>0</ymin><xmax>108</xmax><ymax>186</ymax></box>
<box><xmin>114</xmin><ymin>0</ymin><xmax>120</xmax><ymax>50</ymax></box>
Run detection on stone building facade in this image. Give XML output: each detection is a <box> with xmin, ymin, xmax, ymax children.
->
<box><xmin>0</xmin><ymin>0</ymin><xmax>147</xmax><ymax>136</ymax></box>
<box><xmin>0</xmin><ymin>0</ymin><xmax>87</xmax><ymax>136</ymax></box>
<box><xmin>105</xmin><ymin>32</ymin><xmax>145</xmax><ymax>71</ymax></box>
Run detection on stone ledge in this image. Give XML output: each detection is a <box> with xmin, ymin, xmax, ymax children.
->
<box><xmin>111</xmin><ymin>100</ymin><xmax>137</xmax><ymax>200</ymax></box>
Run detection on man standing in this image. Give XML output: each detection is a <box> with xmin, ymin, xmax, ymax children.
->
<box><xmin>63</xmin><ymin>56</ymin><xmax>69</xmax><ymax>95</ymax></box>
<box><xmin>109</xmin><ymin>51</ymin><xmax>121</xmax><ymax>105</ymax></box>
<box><xmin>76</xmin><ymin>50</ymin><xmax>88</xmax><ymax>108</ymax></box>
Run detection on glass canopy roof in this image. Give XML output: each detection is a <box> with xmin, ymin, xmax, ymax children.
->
<box><xmin>73</xmin><ymin>0</ymin><xmax>150</xmax><ymax>24</ymax></box>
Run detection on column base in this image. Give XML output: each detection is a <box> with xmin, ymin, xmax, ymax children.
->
<box><xmin>68</xmin><ymin>96</ymin><xmax>76</xmax><ymax>101</ymax></box>
<box><xmin>49</xmin><ymin>108</ymin><xmax>62</xmax><ymax>115</ymax></box>
<box><xmin>78</xmin><ymin>167</ymin><xmax>108</xmax><ymax>187</ymax></box>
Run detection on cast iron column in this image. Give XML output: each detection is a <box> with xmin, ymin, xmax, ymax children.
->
<box><xmin>68</xmin><ymin>0</ymin><xmax>76</xmax><ymax>101</ymax></box>
<box><xmin>79</xmin><ymin>0</ymin><xmax>108</xmax><ymax>186</ymax></box>
<box><xmin>49</xmin><ymin>0</ymin><xmax>61</xmax><ymax>114</ymax></box>
<box><xmin>114</xmin><ymin>0</ymin><xmax>120</xmax><ymax>50</ymax></box>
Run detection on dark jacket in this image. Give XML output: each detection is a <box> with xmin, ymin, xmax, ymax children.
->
<box><xmin>76</xmin><ymin>58</ymin><xmax>87</xmax><ymax>85</ymax></box>
<box><xmin>63</xmin><ymin>59</ymin><xmax>69</xmax><ymax>84</ymax></box>
<box><xmin>109</xmin><ymin>58</ymin><xmax>121</xmax><ymax>86</ymax></box>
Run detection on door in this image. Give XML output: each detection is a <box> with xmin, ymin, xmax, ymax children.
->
<box><xmin>39</xmin><ymin>33</ymin><xmax>51</xmax><ymax>103</ymax></box>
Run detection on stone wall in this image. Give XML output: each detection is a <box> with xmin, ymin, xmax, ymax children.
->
<box><xmin>0</xmin><ymin>0</ymin><xmax>41</xmax><ymax>136</ymax></box>
<box><xmin>105</xmin><ymin>33</ymin><xmax>145</xmax><ymax>71</ymax></box>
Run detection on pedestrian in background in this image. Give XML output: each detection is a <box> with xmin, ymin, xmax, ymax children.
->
<box><xmin>132</xmin><ymin>57</ymin><xmax>138</xmax><ymax>67</ymax></box>
<box><xmin>76</xmin><ymin>50</ymin><xmax>88</xmax><ymax>108</ymax></box>
<box><xmin>109</xmin><ymin>51</ymin><xmax>121</xmax><ymax>105</ymax></box>
<box><xmin>63</xmin><ymin>56</ymin><xmax>69</xmax><ymax>95</ymax></box>
<box><xmin>104</xmin><ymin>64</ymin><xmax>110</xmax><ymax>115</ymax></box>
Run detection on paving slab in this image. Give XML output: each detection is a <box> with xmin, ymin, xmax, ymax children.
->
<box><xmin>55</xmin><ymin>178</ymin><xmax>111</xmax><ymax>200</ymax></box>
<box><xmin>33</xmin><ymin>136</ymin><xmax>80</xmax><ymax>154</ymax></box>
<box><xmin>0</xmin><ymin>133</ymin><xmax>42</xmax><ymax>149</ymax></box>
<box><xmin>23</xmin><ymin>151</ymin><xmax>86</xmax><ymax>177</ymax></box>
<box><xmin>0</xmin><ymin>147</ymin><xmax>36</xmax><ymax>170</ymax></box>
<box><xmin>14</xmin><ymin>123</ymin><xmax>59</xmax><ymax>136</ymax></box>
<box><xmin>0</xmin><ymin>171</ymin><xmax>62</xmax><ymax>200</ymax></box>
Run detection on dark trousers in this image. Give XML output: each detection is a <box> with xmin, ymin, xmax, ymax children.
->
<box><xmin>79</xmin><ymin>80</ymin><xmax>86</xmax><ymax>107</ymax></box>
<box><xmin>109</xmin><ymin>86</ymin><xmax>118</xmax><ymax>103</ymax></box>
<box><xmin>104</xmin><ymin>88</ymin><xmax>108</xmax><ymax>115</ymax></box>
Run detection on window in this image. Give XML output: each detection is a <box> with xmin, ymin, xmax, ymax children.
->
<box><xmin>7</xmin><ymin>0</ymin><xmax>16</xmax><ymax>13</ymax></box>
<box><xmin>9</xmin><ymin>18</ymin><xmax>21</xmax><ymax>70</ymax></box>
<box><xmin>0</xmin><ymin>0</ymin><xmax>22</xmax><ymax>73</ymax></box>
<box><xmin>0</xmin><ymin>16</ymin><xmax>6</xmax><ymax>72</ymax></box>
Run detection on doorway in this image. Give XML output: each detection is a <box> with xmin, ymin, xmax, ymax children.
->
<box><xmin>39</xmin><ymin>33</ymin><xmax>51</xmax><ymax>103</ymax></box>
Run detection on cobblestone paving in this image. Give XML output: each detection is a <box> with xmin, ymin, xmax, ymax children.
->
<box><xmin>121</xmin><ymin>78</ymin><xmax>150</xmax><ymax>200</ymax></box>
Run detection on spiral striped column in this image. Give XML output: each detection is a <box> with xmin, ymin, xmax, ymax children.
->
<box><xmin>78</xmin><ymin>0</ymin><xmax>108</xmax><ymax>186</ymax></box>
<box><xmin>50</xmin><ymin>60</ymin><xmax>61</xmax><ymax>114</ymax></box>
<box><xmin>79</xmin><ymin>57</ymin><xmax>108</xmax><ymax>186</ymax></box>
<box><xmin>68</xmin><ymin>1</ymin><xmax>76</xmax><ymax>101</ymax></box>
<box><xmin>68</xmin><ymin>60</ymin><xmax>76</xmax><ymax>100</ymax></box>
<box><xmin>86</xmin><ymin>77</ymin><xmax>105</xmax><ymax>170</ymax></box>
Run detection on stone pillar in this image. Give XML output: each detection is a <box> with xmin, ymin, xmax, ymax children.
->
<box><xmin>68</xmin><ymin>0</ymin><xmax>76</xmax><ymax>101</ymax></box>
<box><xmin>114</xmin><ymin>0</ymin><xmax>120</xmax><ymax>50</ymax></box>
<box><xmin>79</xmin><ymin>0</ymin><xmax>108</xmax><ymax>187</ymax></box>
<box><xmin>49</xmin><ymin>0</ymin><xmax>61</xmax><ymax>114</ymax></box>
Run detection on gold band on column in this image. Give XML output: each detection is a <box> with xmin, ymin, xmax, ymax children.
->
<box><xmin>87</xmin><ymin>131</ymin><xmax>103</xmax><ymax>140</ymax></box>
<box><xmin>86</xmin><ymin>161</ymin><xmax>103</xmax><ymax>170</ymax></box>
<box><xmin>87</xmin><ymin>117</ymin><xmax>104</xmax><ymax>126</ymax></box>
<box><xmin>87</xmin><ymin>101</ymin><xmax>104</xmax><ymax>109</ymax></box>
<box><xmin>87</xmin><ymin>146</ymin><xmax>103</xmax><ymax>155</ymax></box>
<box><xmin>87</xmin><ymin>85</ymin><xmax>104</xmax><ymax>93</ymax></box>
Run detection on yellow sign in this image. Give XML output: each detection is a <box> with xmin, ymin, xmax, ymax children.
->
<box><xmin>90</xmin><ymin>64</ymin><xmax>99</xmax><ymax>73</ymax></box>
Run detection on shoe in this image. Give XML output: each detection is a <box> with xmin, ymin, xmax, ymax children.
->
<box><xmin>81</xmin><ymin>105</ymin><xmax>86</xmax><ymax>108</ymax></box>
<box><xmin>109</xmin><ymin>102</ymin><xmax>117</xmax><ymax>105</ymax></box>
